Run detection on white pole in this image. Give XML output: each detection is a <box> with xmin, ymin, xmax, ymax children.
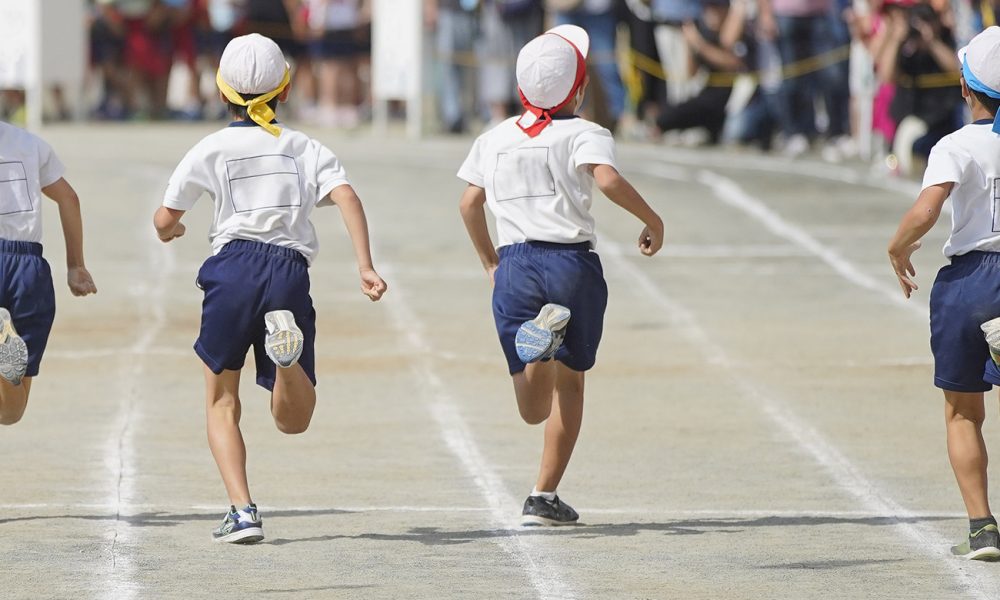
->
<box><xmin>25</xmin><ymin>0</ymin><xmax>43</xmax><ymax>131</ymax></box>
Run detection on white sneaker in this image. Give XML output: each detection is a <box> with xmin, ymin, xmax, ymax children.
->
<box><xmin>0</xmin><ymin>308</ymin><xmax>27</xmax><ymax>385</ymax></box>
<box><xmin>264</xmin><ymin>310</ymin><xmax>304</xmax><ymax>369</ymax></box>
<box><xmin>515</xmin><ymin>304</ymin><xmax>571</xmax><ymax>364</ymax></box>
<box><xmin>783</xmin><ymin>134</ymin><xmax>809</xmax><ymax>158</ymax></box>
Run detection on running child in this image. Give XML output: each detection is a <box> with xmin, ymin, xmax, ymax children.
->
<box><xmin>888</xmin><ymin>26</ymin><xmax>1000</xmax><ymax>560</ymax></box>
<box><xmin>457</xmin><ymin>25</ymin><xmax>664</xmax><ymax>526</ymax></box>
<box><xmin>153</xmin><ymin>33</ymin><xmax>387</xmax><ymax>544</ymax></box>
<box><xmin>0</xmin><ymin>123</ymin><xmax>97</xmax><ymax>425</ymax></box>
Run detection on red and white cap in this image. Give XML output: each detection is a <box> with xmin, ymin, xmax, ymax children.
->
<box><xmin>515</xmin><ymin>25</ymin><xmax>590</xmax><ymax>137</ymax></box>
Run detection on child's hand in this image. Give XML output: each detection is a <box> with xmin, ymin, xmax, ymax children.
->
<box><xmin>159</xmin><ymin>222</ymin><xmax>186</xmax><ymax>243</ymax></box>
<box><xmin>360</xmin><ymin>268</ymin><xmax>388</xmax><ymax>302</ymax></box>
<box><xmin>67</xmin><ymin>266</ymin><xmax>97</xmax><ymax>297</ymax></box>
<box><xmin>889</xmin><ymin>240</ymin><xmax>921</xmax><ymax>298</ymax></box>
<box><xmin>638</xmin><ymin>225</ymin><xmax>663</xmax><ymax>256</ymax></box>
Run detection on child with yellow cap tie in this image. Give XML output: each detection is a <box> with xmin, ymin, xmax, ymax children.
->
<box><xmin>153</xmin><ymin>33</ymin><xmax>387</xmax><ymax>544</ymax></box>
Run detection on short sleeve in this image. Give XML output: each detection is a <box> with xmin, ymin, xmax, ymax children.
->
<box><xmin>573</xmin><ymin>128</ymin><xmax>617</xmax><ymax>170</ymax></box>
<box><xmin>457</xmin><ymin>136</ymin><xmax>486</xmax><ymax>188</ymax></box>
<box><xmin>922</xmin><ymin>140</ymin><xmax>968</xmax><ymax>191</ymax></box>
<box><xmin>315</xmin><ymin>142</ymin><xmax>351</xmax><ymax>206</ymax></box>
<box><xmin>36</xmin><ymin>136</ymin><xmax>65</xmax><ymax>188</ymax></box>
<box><xmin>163</xmin><ymin>146</ymin><xmax>212</xmax><ymax>211</ymax></box>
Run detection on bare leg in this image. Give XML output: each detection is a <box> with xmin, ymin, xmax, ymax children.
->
<box><xmin>204</xmin><ymin>365</ymin><xmax>251</xmax><ymax>506</ymax></box>
<box><xmin>945</xmin><ymin>390</ymin><xmax>991</xmax><ymax>519</ymax></box>
<box><xmin>512</xmin><ymin>360</ymin><xmax>557</xmax><ymax>425</ymax></box>
<box><xmin>0</xmin><ymin>377</ymin><xmax>31</xmax><ymax>425</ymax></box>
<box><xmin>270</xmin><ymin>363</ymin><xmax>316</xmax><ymax>435</ymax></box>
<box><xmin>535</xmin><ymin>365</ymin><xmax>585</xmax><ymax>492</ymax></box>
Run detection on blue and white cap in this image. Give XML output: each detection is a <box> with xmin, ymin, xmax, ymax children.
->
<box><xmin>960</xmin><ymin>26</ymin><xmax>1000</xmax><ymax>133</ymax></box>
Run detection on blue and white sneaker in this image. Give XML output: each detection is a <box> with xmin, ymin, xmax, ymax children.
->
<box><xmin>515</xmin><ymin>304</ymin><xmax>571</xmax><ymax>364</ymax></box>
<box><xmin>212</xmin><ymin>503</ymin><xmax>264</xmax><ymax>544</ymax></box>
<box><xmin>0</xmin><ymin>308</ymin><xmax>27</xmax><ymax>386</ymax></box>
<box><xmin>264</xmin><ymin>310</ymin><xmax>304</xmax><ymax>369</ymax></box>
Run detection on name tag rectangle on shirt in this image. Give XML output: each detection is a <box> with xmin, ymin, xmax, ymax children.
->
<box><xmin>226</xmin><ymin>154</ymin><xmax>302</xmax><ymax>213</ymax></box>
<box><xmin>493</xmin><ymin>147</ymin><xmax>556</xmax><ymax>202</ymax></box>
<box><xmin>0</xmin><ymin>161</ymin><xmax>32</xmax><ymax>216</ymax></box>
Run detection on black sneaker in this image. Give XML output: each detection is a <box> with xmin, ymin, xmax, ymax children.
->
<box><xmin>521</xmin><ymin>494</ymin><xmax>579</xmax><ymax>527</ymax></box>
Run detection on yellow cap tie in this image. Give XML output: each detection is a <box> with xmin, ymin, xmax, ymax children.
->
<box><xmin>216</xmin><ymin>68</ymin><xmax>291</xmax><ymax>137</ymax></box>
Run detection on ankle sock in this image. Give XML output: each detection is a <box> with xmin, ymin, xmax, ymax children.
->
<box><xmin>530</xmin><ymin>488</ymin><xmax>556</xmax><ymax>502</ymax></box>
<box><xmin>970</xmin><ymin>516</ymin><xmax>997</xmax><ymax>533</ymax></box>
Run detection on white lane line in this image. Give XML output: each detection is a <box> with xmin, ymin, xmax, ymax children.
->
<box><xmin>603</xmin><ymin>241</ymin><xmax>996</xmax><ymax>599</ymax></box>
<box><xmin>101</xmin><ymin>169</ymin><xmax>174</xmax><ymax>600</ymax></box>
<box><xmin>0</xmin><ymin>503</ymin><xmax>967</xmax><ymax>519</ymax></box>
<box><xmin>382</xmin><ymin>271</ymin><xmax>577</xmax><ymax>600</ymax></box>
<box><xmin>691</xmin><ymin>168</ymin><xmax>928</xmax><ymax>318</ymax></box>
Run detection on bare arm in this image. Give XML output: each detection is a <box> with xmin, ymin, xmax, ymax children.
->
<box><xmin>42</xmin><ymin>178</ymin><xmax>97</xmax><ymax>296</ymax></box>
<box><xmin>329</xmin><ymin>184</ymin><xmax>387</xmax><ymax>301</ymax></box>
<box><xmin>719</xmin><ymin>0</ymin><xmax>748</xmax><ymax>49</ymax></box>
<box><xmin>592</xmin><ymin>164</ymin><xmax>664</xmax><ymax>256</ymax></box>
<box><xmin>685</xmin><ymin>24</ymin><xmax>746</xmax><ymax>72</ymax></box>
<box><xmin>887</xmin><ymin>182</ymin><xmax>951</xmax><ymax>298</ymax></box>
<box><xmin>153</xmin><ymin>205</ymin><xmax>186</xmax><ymax>242</ymax></box>
<box><xmin>459</xmin><ymin>184</ymin><xmax>500</xmax><ymax>284</ymax></box>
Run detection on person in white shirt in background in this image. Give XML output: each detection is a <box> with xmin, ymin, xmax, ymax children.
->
<box><xmin>0</xmin><ymin>124</ymin><xmax>97</xmax><ymax>425</ymax></box>
<box><xmin>304</xmin><ymin>0</ymin><xmax>369</xmax><ymax>128</ymax></box>
<box><xmin>889</xmin><ymin>26</ymin><xmax>1000</xmax><ymax>561</ymax></box>
<box><xmin>458</xmin><ymin>25</ymin><xmax>664</xmax><ymax>526</ymax></box>
<box><xmin>153</xmin><ymin>33</ymin><xmax>387</xmax><ymax>544</ymax></box>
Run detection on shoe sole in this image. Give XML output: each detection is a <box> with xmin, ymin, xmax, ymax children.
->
<box><xmin>960</xmin><ymin>546</ymin><xmax>1000</xmax><ymax>561</ymax></box>
<box><xmin>520</xmin><ymin>515</ymin><xmax>579</xmax><ymax>527</ymax></box>
<box><xmin>515</xmin><ymin>304</ymin><xmax>571</xmax><ymax>364</ymax></box>
<box><xmin>213</xmin><ymin>526</ymin><xmax>264</xmax><ymax>544</ymax></box>
<box><xmin>0</xmin><ymin>308</ymin><xmax>27</xmax><ymax>386</ymax></box>
<box><xmin>264</xmin><ymin>310</ymin><xmax>304</xmax><ymax>369</ymax></box>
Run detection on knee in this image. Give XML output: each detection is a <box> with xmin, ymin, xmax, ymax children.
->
<box><xmin>207</xmin><ymin>392</ymin><xmax>241</xmax><ymax>420</ymax></box>
<box><xmin>0</xmin><ymin>410</ymin><xmax>24</xmax><ymax>426</ymax></box>
<box><xmin>517</xmin><ymin>395</ymin><xmax>552</xmax><ymax>425</ymax></box>
<box><xmin>276</xmin><ymin>415</ymin><xmax>311</xmax><ymax>435</ymax></box>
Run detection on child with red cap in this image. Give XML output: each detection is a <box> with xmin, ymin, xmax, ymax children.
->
<box><xmin>458</xmin><ymin>24</ymin><xmax>664</xmax><ymax>526</ymax></box>
<box><xmin>889</xmin><ymin>26</ymin><xmax>1000</xmax><ymax>560</ymax></box>
<box><xmin>154</xmin><ymin>33</ymin><xmax>387</xmax><ymax>543</ymax></box>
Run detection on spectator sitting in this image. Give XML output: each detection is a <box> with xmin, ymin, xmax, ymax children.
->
<box><xmin>655</xmin><ymin>0</ymin><xmax>750</xmax><ymax>144</ymax></box>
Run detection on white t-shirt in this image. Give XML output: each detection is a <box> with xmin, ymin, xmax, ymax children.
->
<box><xmin>163</xmin><ymin>123</ymin><xmax>350</xmax><ymax>265</ymax></box>
<box><xmin>457</xmin><ymin>116</ymin><xmax>617</xmax><ymax>248</ymax></box>
<box><xmin>0</xmin><ymin>122</ymin><xmax>65</xmax><ymax>243</ymax></box>
<box><xmin>922</xmin><ymin>121</ymin><xmax>1000</xmax><ymax>258</ymax></box>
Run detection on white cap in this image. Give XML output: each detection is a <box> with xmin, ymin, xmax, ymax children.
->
<box><xmin>218</xmin><ymin>33</ymin><xmax>288</xmax><ymax>95</ymax></box>
<box><xmin>516</xmin><ymin>25</ymin><xmax>590</xmax><ymax>110</ymax></box>
<box><xmin>959</xmin><ymin>26</ymin><xmax>1000</xmax><ymax>94</ymax></box>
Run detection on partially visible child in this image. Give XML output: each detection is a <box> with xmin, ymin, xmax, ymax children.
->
<box><xmin>457</xmin><ymin>25</ymin><xmax>664</xmax><ymax>526</ymax></box>
<box><xmin>888</xmin><ymin>26</ymin><xmax>1000</xmax><ymax>560</ymax></box>
<box><xmin>153</xmin><ymin>33</ymin><xmax>387</xmax><ymax>543</ymax></box>
<box><xmin>0</xmin><ymin>124</ymin><xmax>97</xmax><ymax>424</ymax></box>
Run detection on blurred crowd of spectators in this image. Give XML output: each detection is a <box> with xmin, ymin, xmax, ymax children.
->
<box><xmin>67</xmin><ymin>0</ymin><xmax>994</xmax><ymax>168</ymax></box>
<box><xmin>87</xmin><ymin>0</ymin><xmax>371</xmax><ymax>126</ymax></box>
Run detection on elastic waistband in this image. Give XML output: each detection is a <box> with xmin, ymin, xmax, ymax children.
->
<box><xmin>950</xmin><ymin>250</ymin><xmax>1000</xmax><ymax>266</ymax></box>
<box><xmin>220</xmin><ymin>239</ymin><xmax>307</xmax><ymax>264</ymax></box>
<box><xmin>499</xmin><ymin>241</ymin><xmax>593</xmax><ymax>257</ymax></box>
<box><xmin>0</xmin><ymin>239</ymin><xmax>43</xmax><ymax>256</ymax></box>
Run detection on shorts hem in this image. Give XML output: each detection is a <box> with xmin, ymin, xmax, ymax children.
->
<box><xmin>194</xmin><ymin>341</ymin><xmax>243</xmax><ymax>375</ymax></box>
<box><xmin>934</xmin><ymin>376</ymin><xmax>992</xmax><ymax>393</ymax></box>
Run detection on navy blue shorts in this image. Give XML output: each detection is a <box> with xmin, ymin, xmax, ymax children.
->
<box><xmin>0</xmin><ymin>240</ymin><xmax>55</xmax><ymax>378</ymax></box>
<box><xmin>492</xmin><ymin>241</ymin><xmax>608</xmax><ymax>374</ymax></box>
<box><xmin>930</xmin><ymin>251</ymin><xmax>1000</xmax><ymax>392</ymax></box>
<box><xmin>195</xmin><ymin>240</ymin><xmax>316</xmax><ymax>391</ymax></box>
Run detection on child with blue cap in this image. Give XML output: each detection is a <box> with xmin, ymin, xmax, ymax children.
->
<box><xmin>889</xmin><ymin>25</ymin><xmax>1000</xmax><ymax>560</ymax></box>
